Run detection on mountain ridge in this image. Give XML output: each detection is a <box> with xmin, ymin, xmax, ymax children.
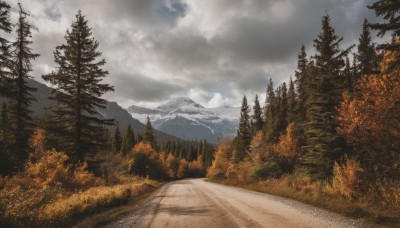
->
<box><xmin>127</xmin><ymin>97</ymin><xmax>240</xmax><ymax>143</ymax></box>
<box><xmin>0</xmin><ymin>79</ymin><xmax>181</xmax><ymax>144</ymax></box>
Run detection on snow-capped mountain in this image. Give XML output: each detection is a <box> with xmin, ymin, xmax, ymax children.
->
<box><xmin>127</xmin><ymin>97</ymin><xmax>240</xmax><ymax>143</ymax></box>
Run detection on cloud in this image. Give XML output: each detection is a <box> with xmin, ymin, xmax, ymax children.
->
<box><xmin>9</xmin><ymin>0</ymin><xmax>386</xmax><ymax>108</ymax></box>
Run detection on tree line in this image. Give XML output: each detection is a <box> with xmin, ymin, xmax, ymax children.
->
<box><xmin>0</xmin><ymin>1</ymin><xmax>212</xmax><ymax>177</ymax></box>
<box><xmin>209</xmin><ymin>0</ymin><xmax>399</xmax><ymax>204</ymax></box>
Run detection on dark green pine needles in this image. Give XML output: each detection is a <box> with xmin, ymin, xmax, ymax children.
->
<box><xmin>43</xmin><ymin>11</ymin><xmax>114</xmax><ymax>163</ymax></box>
<box><xmin>302</xmin><ymin>15</ymin><xmax>353</xmax><ymax>180</ymax></box>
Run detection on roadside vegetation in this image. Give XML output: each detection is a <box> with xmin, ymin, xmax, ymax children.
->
<box><xmin>0</xmin><ymin>2</ymin><xmax>212</xmax><ymax>226</ymax></box>
<box><xmin>207</xmin><ymin>0</ymin><xmax>400</xmax><ymax>224</ymax></box>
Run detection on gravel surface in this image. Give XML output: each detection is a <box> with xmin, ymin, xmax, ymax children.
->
<box><xmin>104</xmin><ymin>179</ymin><xmax>370</xmax><ymax>228</ymax></box>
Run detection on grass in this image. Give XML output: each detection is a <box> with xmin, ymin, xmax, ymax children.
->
<box><xmin>208</xmin><ymin>176</ymin><xmax>400</xmax><ymax>227</ymax></box>
<box><xmin>73</xmin><ymin>183</ymin><xmax>163</xmax><ymax>227</ymax></box>
<box><xmin>0</xmin><ymin>177</ymin><xmax>161</xmax><ymax>227</ymax></box>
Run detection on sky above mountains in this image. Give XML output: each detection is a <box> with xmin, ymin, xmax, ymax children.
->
<box><xmin>11</xmin><ymin>0</ymin><xmax>382</xmax><ymax>108</ymax></box>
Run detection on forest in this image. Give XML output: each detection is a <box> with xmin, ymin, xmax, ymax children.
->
<box><xmin>0</xmin><ymin>0</ymin><xmax>399</xmax><ymax>227</ymax></box>
<box><xmin>207</xmin><ymin>0</ymin><xmax>400</xmax><ymax>223</ymax></box>
<box><xmin>0</xmin><ymin>2</ymin><xmax>213</xmax><ymax>227</ymax></box>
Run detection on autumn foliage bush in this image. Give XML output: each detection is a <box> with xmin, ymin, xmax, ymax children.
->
<box><xmin>338</xmin><ymin>48</ymin><xmax>400</xmax><ymax>180</ymax></box>
<box><xmin>332</xmin><ymin>157</ymin><xmax>366</xmax><ymax>200</ymax></box>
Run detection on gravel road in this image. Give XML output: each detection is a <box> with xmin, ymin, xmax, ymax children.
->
<box><xmin>105</xmin><ymin>179</ymin><xmax>368</xmax><ymax>228</ymax></box>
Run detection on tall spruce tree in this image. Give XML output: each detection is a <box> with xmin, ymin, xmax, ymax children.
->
<box><xmin>357</xmin><ymin>19</ymin><xmax>380</xmax><ymax>77</ymax></box>
<box><xmin>303</xmin><ymin>15</ymin><xmax>352</xmax><ymax>180</ymax></box>
<box><xmin>287</xmin><ymin>77</ymin><xmax>296</xmax><ymax>123</ymax></box>
<box><xmin>0</xmin><ymin>1</ymin><xmax>12</xmax><ymax>97</ymax></box>
<box><xmin>276</xmin><ymin>83</ymin><xmax>288</xmax><ymax>136</ymax></box>
<box><xmin>121</xmin><ymin>124</ymin><xmax>135</xmax><ymax>154</ymax></box>
<box><xmin>233</xmin><ymin>95</ymin><xmax>251</xmax><ymax>162</ymax></box>
<box><xmin>263</xmin><ymin>78</ymin><xmax>276</xmax><ymax>142</ymax></box>
<box><xmin>251</xmin><ymin>94</ymin><xmax>263</xmax><ymax>135</ymax></box>
<box><xmin>144</xmin><ymin>116</ymin><xmax>155</xmax><ymax>147</ymax></box>
<box><xmin>294</xmin><ymin>45</ymin><xmax>308</xmax><ymax>122</ymax></box>
<box><xmin>368</xmin><ymin>0</ymin><xmax>400</xmax><ymax>72</ymax></box>
<box><xmin>10</xmin><ymin>3</ymin><xmax>39</xmax><ymax>167</ymax></box>
<box><xmin>42</xmin><ymin>11</ymin><xmax>114</xmax><ymax>163</ymax></box>
<box><xmin>344</xmin><ymin>56</ymin><xmax>353</xmax><ymax>92</ymax></box>
<box><xmin>352</xmin><ymin>53</ymin><xmax>358</xmax><ymax>87</ymax></box>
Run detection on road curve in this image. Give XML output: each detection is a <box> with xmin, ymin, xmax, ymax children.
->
<box><xmin>105</xmin><ymin>179</ymin><xmax>366</xmax><ymax>228</ymax></box>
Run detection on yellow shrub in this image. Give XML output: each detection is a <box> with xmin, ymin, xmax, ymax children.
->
<box><xmin>332</xmin><ymin>158</ymin><xmax>366</xmax><ymax>200</ymax></box>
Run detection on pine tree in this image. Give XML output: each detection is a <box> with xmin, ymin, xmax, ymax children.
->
<box><xmin>233</xmin><ymin>95</ymin><xmax>251</xmax><ymax>162</ymax></box>
<box><xmin>251</xmin><ymin>94</ymin><xmax>263</xmax><ymax>135</ymax></box>
<box><xmin>112</xmin><ymin>122</ymin><xmax>122</xmax><ymax>153</ymax></box>
<box><xmin>0</xmin><ymin>0</ymin><xmax>12</xmax><ymax>97</ymax></box>
<box><xmin>368</xmin><ymin>0</ymin><xmax>400</xmax><ymax>72</ymax></box>
<box><xmin>352</xmin><ymin>53</ymin><xmax>358</xmax><ymax>88</ymax></box>
<box><xmin>10</xmin><ymin>3</ymin><xmax>39</xmax><ymax>167</ymax></box>
<box><xmin>263</xmin><ymin>78</ymin><xmax>276</xmax><ymax>142</ymax></box>
<box><xmin>144</xmin><ymin>116</ymin><xmax>155</xmax><ymax>147</ymax></box>
<box><xmin>42</xmin><ymin>11</ymin><xmax>114</xmax><ymax>163</ymax></box>
<box><xmin>276</xmin><ymin>83</ymin><xmax>288</xmax><ymax>136</ymax></box>
<box><xmin>121</xmin><ymin>124</ymin><xmax>135</xmax><ymax>154</ymax></box>
<box><xmin>357</xmin><ymin>19</ymin><xmax>380</xmax><ymax>77</ymax></box>
<box><xmin>303</xmin><ymin>15</ymin><xmax>353</xmax><ymax>180</ymax></box>
<box><xmin>344</xmin><ymin>56</ymin><xmax>353</xmax><ymax>92</ymax></box>
<box><xmin>287</xmin><ymin>77</ymin><xmax>296</xmax><ymax>123</ymax></box>
<box><xmin>294</xmin><ymin>45</ymin><xmax>308</xmax><ymax>122</ymax></box>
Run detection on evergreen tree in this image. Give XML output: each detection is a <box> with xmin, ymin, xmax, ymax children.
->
<box><xmin>276</xmin><ymin>83</ymin><xmax>288</xmax><ymax>135</ymax></box>
<box><xmin>263</xmin><ymin>79</ymin><xmax>276</xmax><ymax>142</ymax></box>
<box><xmin>344</xmin><ymin>56</ymin><xmax>353</xmax><ymax>92</ymax></box>
<box><xmin>287</xmin><ymin>77</ymin><xmax>296</xmax><ymax>123</ymax></box>
<box><xmin>303</xmin><ymin>15</ymin><xmax>353</xmax><ymax>180</ymax></box>
<box><xmin>294</xmin><ymin>45</ymin><xmax>308</xmax><ymax>122</ymax></box>
<box><xmin>144</xmin><ymin>116</ymin><xmax>155</xmax><ymax>147</ymax></box>
<box><xmin>42</xmin><ymin>11</ymin><xmax>114</xmax><ymax>163</ymax></box>
<box><xmin>233</xmin><ymin>95</ymin><xmax>251</xmax><ymax>162</ymax></box>
<box><xmin>352</xmin><ymin>53</ymin><xmax>358</xmax><ymax>87</ymax></box>
<box><xmin>0</xmin><ymin>0</ymin><xmax>12</xmax><ymax>97</ymax></box>
<box><xmin>368</xmin><ymin>0</ymin><xmax>400</xmax><ymax>72</ymax></box>
<box><xmin>10</xmin><ymin>3</ymin><xmax>39</xmax><ymax>167</ymax></box>
<box><xmin>121</xmin><ymin>124</ymin><xmax>135</xmax><ymax>154</ymax></box>
<box><xmin>112</xmin><ymin>122</ymin><xmax>122</xmax><ymax>153</ymax></box>
<box><xmin>251</xmin><ymin>94</ymin><xmax>263</xmax><ymax>135</ymax></box>
<box><xmin>357</xmin><ymin>19</ymin><xmax>380</xmax><ymax>77</ymax></box>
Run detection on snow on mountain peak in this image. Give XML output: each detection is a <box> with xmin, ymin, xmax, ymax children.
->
<box><xmin>157</xmin><ymin>97</ymin><xmax>204</xmax><ymax>110</ymax></box>
<box><xmin>127</xmin><ymin>97</ymin><xmax>240</xmax><ymax>143</ymax></box>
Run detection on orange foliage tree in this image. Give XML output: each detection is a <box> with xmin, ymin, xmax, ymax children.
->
<box><xmin>337</xmin><ymin>44</ymin><xmax>400</xmax><ymax>180</ymax></box>
<box><xmin>207</xmin><ymin>139</ymin><xmax>233</xmax><ymax>180</ymax></box>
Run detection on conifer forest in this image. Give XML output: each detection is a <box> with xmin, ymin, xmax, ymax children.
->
<box><xmin>0</xmin><ymin>0</ymin><xmax>399</xmax><ymax>227</ymax></box>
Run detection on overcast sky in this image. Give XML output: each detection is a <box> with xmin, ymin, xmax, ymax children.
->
<box><xmin>8</xmin><ymin>0</ymin><xmax>384</xmax><ymax>108</ymax></box>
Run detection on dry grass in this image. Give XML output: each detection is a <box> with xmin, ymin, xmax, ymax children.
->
<box><xmin>209</xmin><ymin>176</ymin><xmax>400</xmax><ymax>226</ymax></box>
<box><xmin>0</xmin><ymin>177</ymin><xmax>160</xmax><ymax>227</ymax></box>
<box><xmin>40</xmin><ymin>178</ymin><xmax>160</xmax><ymax>226</ymax></box>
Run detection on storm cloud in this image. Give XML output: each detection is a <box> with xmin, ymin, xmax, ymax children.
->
<box><xmin>9</xmin><ymin>0</ymin><xmax>384</xmax><ymax>108</ymax></box>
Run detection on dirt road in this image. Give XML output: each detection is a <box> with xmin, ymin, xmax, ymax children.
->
<box><xmin>105</xmin><ymin>179</ymin><xmax>366</xmax><ymax>228</ymax></box>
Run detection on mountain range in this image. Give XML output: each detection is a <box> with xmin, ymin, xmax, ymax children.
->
<box><xmin>1</xmin><ymin>80</ymin><xmax>240</xmax><ymax>144</ymax></box>
<box><xmin>127</xmin><ymin>97</ymin><xmax>240</xmax><ymax>144</ymax></box>
<box><xmin>0</xmin><ymin>79</ymin><xmax>180</xmax><ymax>144</ymax></box>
